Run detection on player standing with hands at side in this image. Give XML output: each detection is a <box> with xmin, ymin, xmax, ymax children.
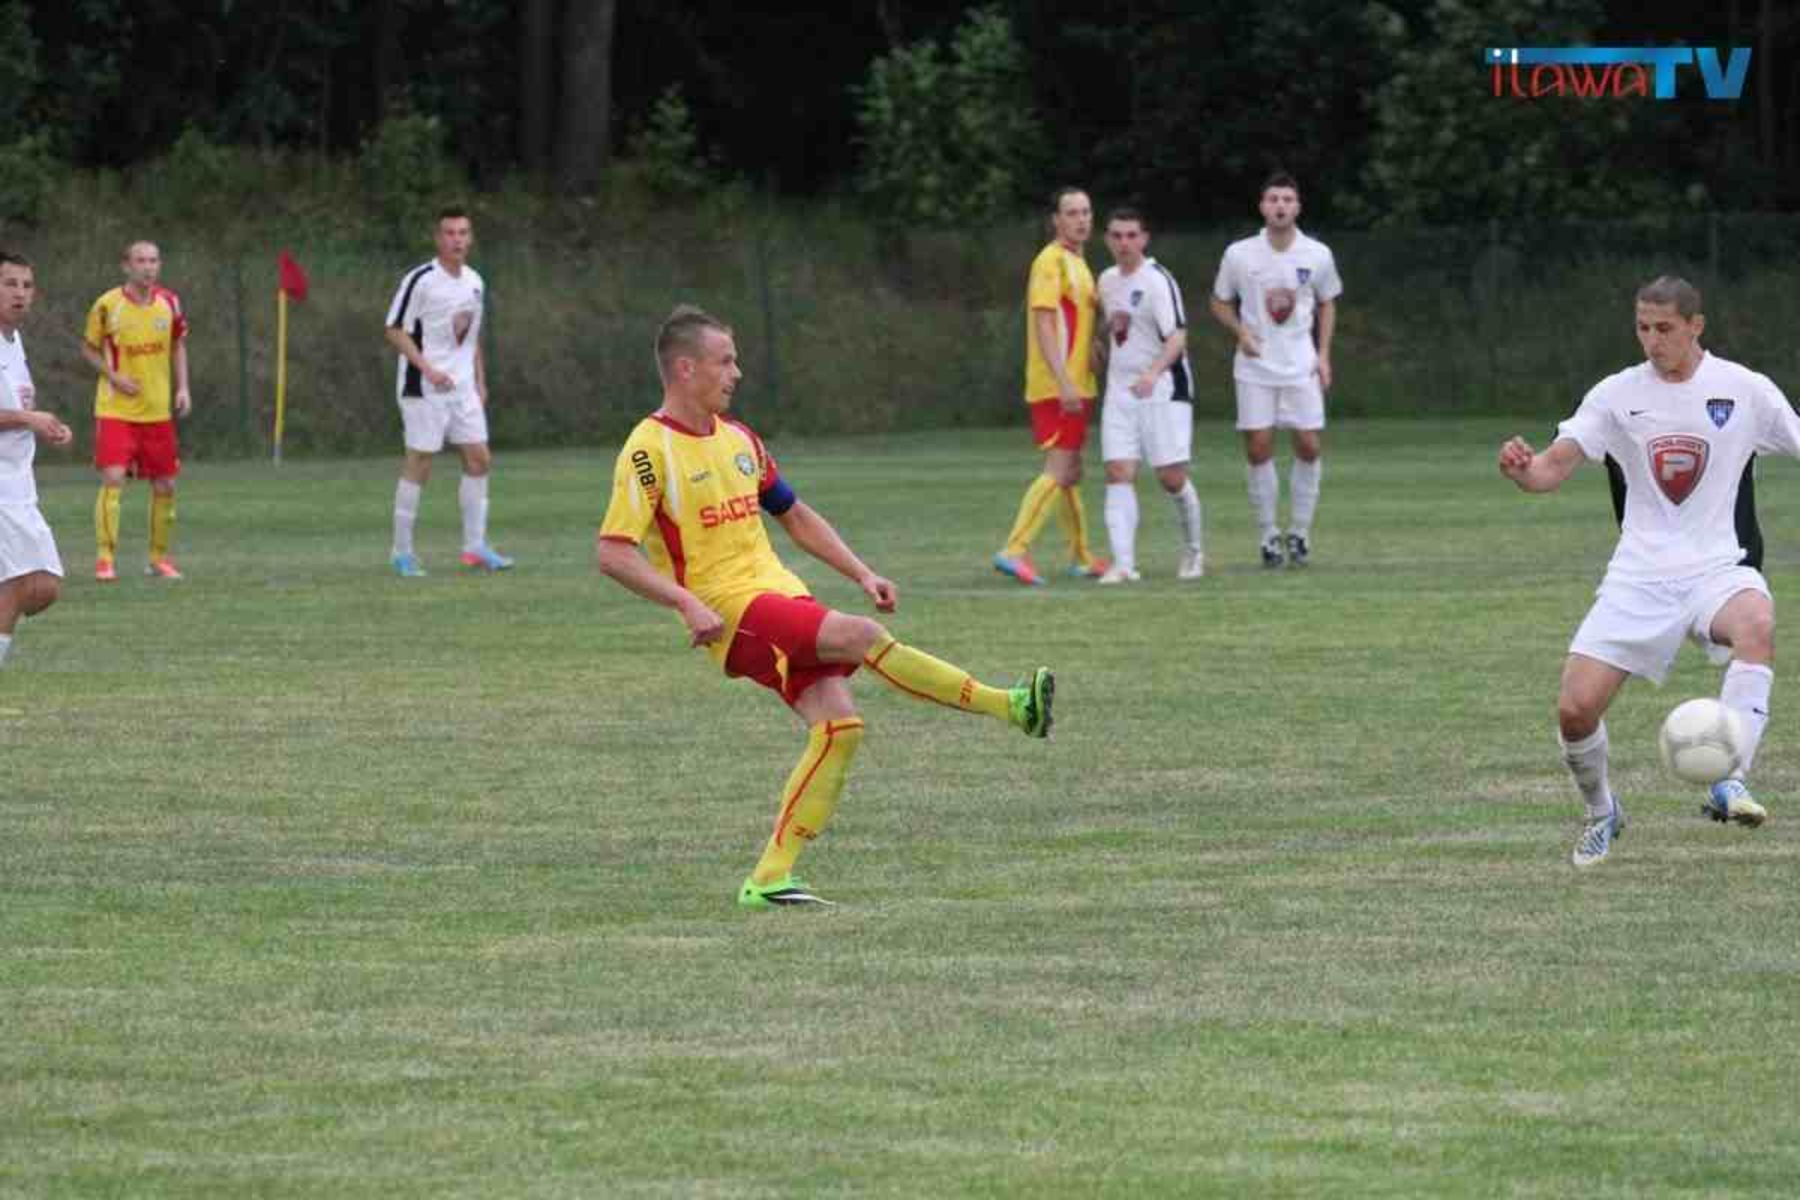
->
<box><xmin>0</xmin><ymin>251</ymin><xmax>71</xmax><ymax>665</ymax></box>
<box><xmin>1094</xmin><ymin>208</ymin><xmax>1202</xmax><ymax>583</ymax></box>
<box><xmin>1210</xmin><ymin>173</ymin><xmax>1341</xmax><ymax>568</ymax></box>
<box><xmin>83</xmin><ymin>240</ymin><xmax>190</xmax><ymax>581</ymax></box>
<box><xmin>385</xmin><ymin>207</ymin><xmax>512</xmax><ymax>576</ymax></box>
<box><xmin>1499</xmin><ymin>276</ymin><xmax>1792</xmax><ymax>867</ymax></box>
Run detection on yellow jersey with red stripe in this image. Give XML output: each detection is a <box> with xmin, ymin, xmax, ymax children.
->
<box><xmin>600</xmin><ymin>412</ymin><xmax>809</xmax><ymax>665</ymax></box>
<box><xmin>1023</xmin><ymin>241</ymin><xmax>1097</xmax><ymax>403</ymax></box>
<box><xmin>85</xmin><ymin>285</ymin><xmax>188</xmax><ymax>422</ymax></box>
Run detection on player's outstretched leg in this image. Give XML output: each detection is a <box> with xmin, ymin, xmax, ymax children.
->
<box><xmin>739</xmin><ymin>716</ymin><xmax>865</xmax><ymax>909</ymax></box>
<box><xmin>861</xmin><ymin>633</ymin><xmax>1053</xmax><ymax>737</ymax></box>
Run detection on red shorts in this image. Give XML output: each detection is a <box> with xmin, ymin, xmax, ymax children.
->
<box><xmin>724</xmin><ymin>593</ymin><xmax>857</xmax><ymax>708</ymax></box>
<box><xmin>1029</xmin><ymin>397</ymin><xmax>1094</xmax><ymax>451</ymax></box>
<box><xmin>94</xmin><ymin>418</ymin><xmax>181</xmax><ymax>479</ymax></box>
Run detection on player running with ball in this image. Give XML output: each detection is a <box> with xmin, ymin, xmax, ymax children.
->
<box><xmin>1499</xmin><ymin>276</ymin><xmax>1798</xmax><ymax>866</ymax></box>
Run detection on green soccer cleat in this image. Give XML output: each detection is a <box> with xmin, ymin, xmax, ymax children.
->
<box><xmin>737</xmin><ymin>874</ymin><xmax>834</xmax><ymax>909</ymax></box>
<box><xmin>1008</xmin><ymin>667</ymin><xmax>1055</xmax><ymax>738</ymax></box>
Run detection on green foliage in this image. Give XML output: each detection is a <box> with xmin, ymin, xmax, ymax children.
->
<box><xmin>1352</xmin><ymin>0</ymin><xmax>1688</xmax><ymax>225</ymax></box>
<box><xmin>0</xmin><ymin>0</ymin><xmax>41</xmax><ymax>146</ymax></box>
<box><xmin>854</xmin><ymin>5</ymin><xmax>1043</xmax><ymax>228</ymax></box>
<box><xmin>0</xmin><ymin>133</ymin><xmax>62</xmax><ymax>227</ymax></box>
<box><xmin>358</xmin><ymin>110</ymin><xmax>470</xmax><ymax>247</ymax></box>
<box><xmin>624</xmin><ymin>85</ymin><xmax>723</xmax><ymax>198</ymax></box>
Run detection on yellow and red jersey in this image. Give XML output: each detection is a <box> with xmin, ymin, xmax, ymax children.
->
<box><xmin>1024</xmin><ymin>241</ymin><xmax>1097</xmax><ymax>404</ymax></box>
<box><xmin>85</xmin><ymin>285</ymin><xmax>188</xmax><ymax>422</ymax></box>
<box><xmin>600</xmin><ymin>412</ymin><xmax>809</xmax><ymax>665</ymax></box>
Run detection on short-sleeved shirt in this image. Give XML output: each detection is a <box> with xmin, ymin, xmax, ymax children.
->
<box><xmin>1556</xmin><ymin>352</ymin><xmax>1800</xmax><ymax>581</ymax></box>
<box><xmin>1212</xmin><ymin>229</ymin><xmax>1341</xmax><ymax>387</ymax></box>
<box><xmin>1024</xmin><ymin>241</ymin><xmax>1097</xmax><ymax>403</ymax></box>
<box><xmin>599</xmin><ymin>412</ymin><xmax>809</xmax><ymax>666</ymax></box>
<box><xmin>386</xmin><ymin>260</ymin><xmax>485</xmax><ymax>401</ymax></box>
<box><xmin>1097</xmin><ymin>257</ymin><xmax>1191</xmax><ymax>402</ymax></box>
<box><xmin>0</xmin><ymin>330</ymin><xmax>37</xmax><ymax>504</ymax></box>
<box><xmin>84</xmin><ymin>286</ymin><xmax>188</xmax><ymax>422</ymax></box>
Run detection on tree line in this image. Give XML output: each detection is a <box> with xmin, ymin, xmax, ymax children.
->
<box><xmin>1</xmin><ymin>0</ymin><xmax>1794</xmax><ymax>231</ymax></box>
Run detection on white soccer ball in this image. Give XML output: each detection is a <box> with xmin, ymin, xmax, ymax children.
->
<box><xmin>1658</xmin><ymin>698</ymin><xmax>1746</xmax><ymax>785</ymax></box>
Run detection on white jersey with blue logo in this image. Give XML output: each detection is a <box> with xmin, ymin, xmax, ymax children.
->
<box><xmin>1556</xmin><ymin>351</ymin><xmax>1800</xmax><ymax>581</ymax></box>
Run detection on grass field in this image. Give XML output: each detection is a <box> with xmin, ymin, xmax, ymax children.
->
<box><xmin>5</xmin><ymin>420</ymin><xmax>1799</xmax><ymax>1198</ymax></box>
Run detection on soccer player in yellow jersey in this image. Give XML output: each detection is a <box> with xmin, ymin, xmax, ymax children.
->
<box><xmin>993</xmin><ymin>186</ymin><xmax>1106</xmax><ymax>586</ymax></box>
<box><xmin>598</xmin><ymin>306</ymin><xmax>1056</xmax><ymax>909</ymax></box>
<box><xmin>81</xmin><ymin>241</ymin><xmax>192</xmax><ymax>581</ymax></box>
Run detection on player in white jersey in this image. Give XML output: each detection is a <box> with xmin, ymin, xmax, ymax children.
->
<box><xmin>1499</xmin><ymin>276</ymin><xmax>1795</xmax><ymax>866</ymax></box>
<box><xmin>384</xmin><ymin>206</ymin><xmax>512</xmax><ymax>576</ymax></box>
<box><xmin>1093</xmin><ymin>209</ymin><xmax>1202</xmax><ymax>583</ymax></box>
<box><xmin>1209</xmin><ymin>173</ymin><xmax>1341</xmax><ymax>568</ymax></box>
<box><xmin>0</xmin><ymin>251</ymin><xmax>73</xmax><ymax>667</ymax></box>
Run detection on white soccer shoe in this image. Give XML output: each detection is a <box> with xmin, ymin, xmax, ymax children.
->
<box><xmin>1702</xmin><ymin>778</ymin><xmax>1767</xmax><ymax>827</ymax></box>
<box><xmin>1177</xmin><ymin>549</ymin><xmax>1205</xmax><ymax>580</ymax></box>
<box><xmin>1572</xmin><ymin>797</ymin><xmax>1627</xmax><ymax>867</ymax></box>
<box><xmin>1097</xmin><ymin>564</ymin><xmax>1141</xmax><ymax>585</ymax></box>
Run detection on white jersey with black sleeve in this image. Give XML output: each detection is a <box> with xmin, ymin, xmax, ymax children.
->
<box><xmin>386</xmin><ymin>260</ymin><xmax>485</xmax><ymax>402</ymax></box>
<box><xmin>1556</xmin><ymin>352</ymin><xmax>1800</xmax><ymax>581</ymax></box>
<box><xmin>1098</xmin><ymin>257</ymin><xmax>1192</xmax><ymax>402</ymax></box>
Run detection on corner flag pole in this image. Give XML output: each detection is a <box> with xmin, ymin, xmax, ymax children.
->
<box><xmin>273</xmin><ymin>286</ymin><xmax>288</xmax><ymax>465</ymax></box>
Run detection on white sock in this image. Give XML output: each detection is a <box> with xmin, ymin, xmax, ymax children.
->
<box><xmin>1169</xmin><ymin>479</ymin><xmax>1203</xmax><ymax>554</ymax></box>
<box><xmin>1104</xmin><ymin>482</ymin><xmax>1138</xmax><ymax>573</ymax></box>
<box><xmin>392</xmin><ymin>479</ymin><xmax>422</xmax><ymax>557</ymax></box>
<box><xmin>1290</xmin><ymin>457</ymin><xmax>1322</xmax><ymax>538</ymax></box>
<box><xmin>1247</xmin><ymin>461</ymin><xmax>1278</xmax><ymax>541</ymax></box>
<box><xmin>0</xmin><ymin>633</ymin><xmax>11</xmax><ymax>667</ymax></box>
<box><xmin>459</xmin><ymin>473</ymin><xmax>489</xmax><ymax>553</ymax></box>
<box><xmin>1560</xmin><ymin>723</ymin><xmax>1613</xmax><ymax>820</ymax></box>
<box><xmin>1720</xmin><ymin>660</ymin><xmax>1773</xmax><ymax>775</ymax></box>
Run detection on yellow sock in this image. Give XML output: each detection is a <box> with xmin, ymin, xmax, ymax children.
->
<box><xmin>1054</xmin><ymin>485</ymin><xmax>1096</xmax><ymax>568</ymax></box>
<box><xmin>95</xmin><ymin>485</ymin><xmax>121</xmax><ymax>563</ymax></box>
<box><xmin>149</xmin><ymin>492</ymin><xmax>176</xmax><ymax>562</ymax></box>
<box><xmin>1002</xmin><ymin>474</ymin><xmax>1060</xmax><ymax>558</ymax></box>
<box><xmin>863</xmin><ymin>635</ymin><xmax>1011</xmax><ymax>721</ymax></box>
<box><xmin>751</xmin><ymin>718</ymin><xmax>865</xmax><ymax>886</ymax></box>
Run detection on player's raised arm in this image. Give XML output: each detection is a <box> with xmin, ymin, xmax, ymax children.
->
<box><xmin>774</xmin><ymin>501</ymin><xmax>896</xmax><ymax>612</ymax></box>
<box><xmin>1499</xmin><ymin>435</ymin><xmax>1584</xmax><ymax>493</ymax></box>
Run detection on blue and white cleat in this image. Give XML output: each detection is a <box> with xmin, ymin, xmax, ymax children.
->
<box><xmin>1702</xmin><ymin>778</ymin><xmax>1767</xmax><ymax>827</ymax></box>
<box><xmin>391</xmin><ymin>552</ymin><xmax>428</xmax><ymax>578</ymax></box>
<box><xmin>460</xmin><ymin>545</ymin><xmax>515</xmax><ymax>571</ymax></box>
<box><xmin>1572</xmin><ymin>797</ymin><xmax>1626</xmax><ymax>867</ymax></box>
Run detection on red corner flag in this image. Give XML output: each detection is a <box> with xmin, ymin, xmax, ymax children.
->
<box><xmin>277</xmin><ymin>250</ymin><xmax>309</xmax><ymax>301</ymax></box>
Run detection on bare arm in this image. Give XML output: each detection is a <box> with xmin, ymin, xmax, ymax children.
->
<box><xmin>595</xmin><ymin>536</ymin><xmax>724</xmax><ymax>646</ymax></box>
<box><xmin>1209</xmin><ymin>296</ymin><xmax>1260</xmax><ymax>357</ymax></box>
<box><xmin>172</xmin><ymin>337</ymin><xmax>191</xmax><ymax>415</ymax></box>
<box><xmin>81</xmin><ymin>341</ymin><xmax>141</xmax><ymax>397</ymax></box>
<box><xmin>1314</xmin><ymin>299</ymin><xmax>1336</xmax><ymax>389</ymax></box>
<box><xmin>1498</xmin><ymin>436</ymin><xmax>1585</xmax><ymax>493</ymax></box>
<box><xmin>384</xmin><ymin>326</ymin><xmax>453</xmax><ymax>392</ymax></box>
<box><xmin>1130</xmin><ymin>328</ymin><xmax>1189</xmax><ymax>398</ymax></box>
<box><xmin>0</xmin><ymin>408</ymin><xmax>72</xmax><ymax>444</ymax></box>
<box><xmin>1032</xmin><ymin>307</ymin><xmax>1081</xmax><ymax>409</ymax></box>
<box><xmin>475</xmin><ymin>340</ymin><xmax>487</xmax><ymax>405</ymax></box>
<box><xmin>774</xmin><ymin>500</ymin><xmax>896</xmax><ymax>612</ymax></box>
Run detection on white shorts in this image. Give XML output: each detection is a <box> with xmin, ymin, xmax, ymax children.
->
<box><xmin>1235</xmin><ymin>378</ymin><xmax>1324</xmax><ymax>431</ymax></box>
<box><xmin>400</xmin><ymin>392</ymin><xmax>488</xmax><ymax>454</ymax></box>
<box><xmin>1569</xmin><ymin>565</ymin><xmax>1768</xmax><ymax>685</ymax></box>
<box><xmin>1101</xmin><ymin>396</ymin><xmax>1192</xmax><ymax>468</ymax></box>
<box><xmin>0</xmin><ymin>502</ymin><xmax>64</xmax><ymax>582</ymax></box>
